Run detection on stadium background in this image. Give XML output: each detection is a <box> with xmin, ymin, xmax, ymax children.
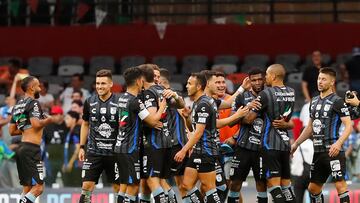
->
<box><xmin>1</xmin><ymin>0</ymin><xmax>360</xmax><ymax>202</ymax></box>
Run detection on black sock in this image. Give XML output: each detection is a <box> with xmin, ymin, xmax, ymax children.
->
<box><xmin>227</xmin><ymin>191</ymin><xmax>239</xmax><ymax>203</ymax></box>
<box><xmin>153</xmin><ymin>192</ymin><xmax>166</xmax><ymax>203</ymax></box>
<box><xmin>257</xmin><ymin>192</ymin><xmax>268</xmax><ymax>203</ymax></box>
<box><xmin>281</xmin><ymin>185</ymin><xmax>296</xmax><ymax>203</ymax></box>
<box><xmin>339</xmin><ymin>191</ymin><xmax>350</xmax><ymax>203</ymax></box>
<box><xmin>168</xmin><ymin>188</ymin><xmax>178</xmax><ymax>203</ymax></box>
<box><xmin>205</xmin><ymin>189</ymin><xmax>221</xmax><ymax>203</ymax></box>
<box><xmin>20</xmin><ymin>197</ymin><xmax>33</xmax><ymax>203</ymax></box>
<box><xmin>186</xmin><ymin>187</ymin><xmax>203</xmax><ymax>203</ymax></box>
<box><xmin>269</xmin><ymin>187</ymin><xmax>286</xmax><ymax>203</ymax></box>
<box><xmin>216</xmin><ymin>188</ymin><xmax>227</xmax><ymax>202</ymax></box>
<box><xmin>164</xmin><ymin>194</ymin><xmax>169</xmax><ymax>202</ymax></box>
<box><xmin>139</xmin><ymin>199</ymin><xmax>150</xmax><ymax>203</ymax></box>
<box><xmin>310</xmin><ymin>192</ymin><xmax>324</xmax><ymax>203</ymax></box>
<box><xmin>117</xmin><ymin>193</ymin><xmax>125</xmax><ymax>203</ymax></box>
<box><xmin>79</xmin><ymin>190</ymin><xmax>92</xmax><ymax>203</ymax></box>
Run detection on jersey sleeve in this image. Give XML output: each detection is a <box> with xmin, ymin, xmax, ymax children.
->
<box><xmin>82</xmin><ymin>99</ymin><xmax>90</xmax><ymax>121</ymax></box>
<box><xmin>232</xmin><ymin>93</ymin><xmax>244</xmax><ymax>111</ymax></box>
<box><xmin>194</xmin><ymin>102</ymin><xmax>211</xmax><ymax>125</ymax></box>
<box><xmin>134</xmin><ymin>99</ymin><xmax>150</xmax><ymax>120</ymax></box>
<box><xmin>27</xmin><ymin>100</ymin><xmax>42</xmax><ymax>119</ymax></box>
<box><xmin>333</xmin><ymin>99</ymin><xmax>350</xmax><ymax>117</ymax></box>
<box><xmin>215</xmin><ymin>99</ymin><xmax>222</xmax><ymax>108</ymax></box>
<box><xmin>143</xmin><ymin>90</ymin><xmax>158</xmax><ymax>109</ymax></box>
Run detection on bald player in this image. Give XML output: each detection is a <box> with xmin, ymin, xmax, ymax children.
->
<box><xmin>244</xmin><ymin>64</ymin><xmax>296</xmax><ymax>203</ymax></box>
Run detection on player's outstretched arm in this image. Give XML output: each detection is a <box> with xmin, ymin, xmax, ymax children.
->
<box><xmin>290</xmin><ymin>119</ymin><xmax>313</xmax><ymax>155</ymax></box>
<box><xmin>216</xmin><ymin>106</ymin><xmax>249</xmax><ymax>128</ymax></box>
<box><xmin>78</xmin><ymin>121</ymin><xmax>89</xmax><ymax>162</ymax></box>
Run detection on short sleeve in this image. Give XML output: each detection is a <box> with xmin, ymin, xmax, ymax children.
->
<box><xmin>82</xmin><ymin>99</ymin><xmax>90</xmax><ymax>121</ymax></box>
<box><xmin>134</xmin><ymin>99</ymin><xmax>150</xmax><ymax>120</ymax></box>
<box><xmin>143</xmin><ymin>90</ymin><xmax>157</xmax><ymax>109</ymax></box>
<box><xmin>194</xmin><ymin>102</ymin><xmax>211</xmax><ymax>124</ymax></box>
<box><xmin>233</xmin><ymin>93</ymin><xmax>244</xmax><ymax>111</ymax></box>
<box><xmin>27</xmin><ymin>100</ymin><xmax>42</xmax><ymax>119</ymax></box>
<box><xmin>333</xmin><ymin>99</ymin><xmax>350</xmax><ymax>117</ymax></box>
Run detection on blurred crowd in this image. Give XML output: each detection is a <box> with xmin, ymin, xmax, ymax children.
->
<box><xmin>1</xmin><ymin>47</ymin><xmax>360</xmax><ymax>190</ymax></box>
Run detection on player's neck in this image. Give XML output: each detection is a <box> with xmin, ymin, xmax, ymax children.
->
<box><xmin>126</xmin><ymin>86</ymin><xmax>139</xmax><ymax>96</ymax></box>
<box><xmin>320</xmin><ymin>89</ymin><xmax>333</xmax><ymax>99</ymax></box>
<box><xmin>24</xmin><ymin>92</ymin><xmax>35</xmax><ymax>99</ymax></box>
<box><xmin>143</xmin><ymin>82</ymin><xmax>155</xmax><ymax>90</ymax></box>
<box><xmin>193</xmin><ymin>91</ymin><xmax>204</xmax><ymax>102</ymax></box>
<box><xmin>99</xmin><ymin>92</ymin><xmax>112</xmax><ymax>101</ymax></box>
<box><xmin>271</xmin><ymin>81</ymin><xmax>284</xmax><ymax>87</ymax></box>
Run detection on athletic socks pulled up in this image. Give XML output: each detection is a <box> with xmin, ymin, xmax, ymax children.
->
<box><xmin>227</xmin><ymin>190</ymin><xmax>240</xmax><ymax>203</ymax></box>
<box><xmin>281</xmin><ymin>185</ymin><xmax>296</xmax><ymax>203</ymax></box>
<box><xmin>124</xmin><ymin>194</ymin><xmax>137</xmax><ymax>203</ymax></box>
<box><xmin>117</xmin><ymin>192</ymin><xmax>126</xmax><ymax>203</ymax></box>
<box><xmin>310</xmin><ymin>192</ymin><xmax>324</xmax><ymax>203</ymax></box>
<box><xmin>339</xmin><ymin>191</ymin><xmax>350</xmax><ymax>203</ymax></box>
<box><xmin>216</xmin><ymin>184</ymin><xmax>227</xmax><ymax>202</ymax></box>
<box><xmin>20</xmin><ymin>193</ymin><xmax>36</xmax><ymax>203</ymax></box>
<box><xmin>183</xmin><ymin>187</ymin><xmax>203</xmax><ymax>203</ymax></box>
<box><xmin>168</xmin><ymin>188</ymin><xmax>178</xmax><ymax>203</ymax></box>
<box><xmin>205</xmin><ymin>188</ymin><xmax>221</xmax><ymax>203</ymax></box>
<box><xmin>257</xmin><ymin>191</ymin><xmax>268</xmax><ymax>203</ymax></box>
<box><xmin>269</xmin><ymin>186</ymin><xmax>286</xmax><ymax>203</ymax></box>
<box><xmin>79</xmin><ymin>190</ymin><xmax>92</xmax><ymax>203</ymax></box>
<box><xmin>152</xmin><ymin>187</ymin><xmax>166</xmax><ymax>203</ymax></box>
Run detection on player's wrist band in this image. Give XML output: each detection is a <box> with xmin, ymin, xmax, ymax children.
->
<box><xmin>80</xmin><ymin>145</ymin><xmax>85</xmax><ymax>149</ymax></box>
<box><xmin>237</xmin><ymin>86</ymin><xmax>245</xmax><ymax>94</ymax></box>
<box><xmin>232</xmin><ymin>135</ymin><xmax>237</xmax><ymax>140</ymax></box>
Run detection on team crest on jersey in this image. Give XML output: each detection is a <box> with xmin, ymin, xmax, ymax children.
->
<box><xmin>95</xmin><ymin>123</ymin><xmax>114</xmax><ymax>138</ymax></box>
<box><xmin>316</xmin><ymin>104</ymin><xmax>322</xmax><ymax>110</ymax></box>
<box><xmin>324</xmin><ymin>104</ymin><xmax>331</xmax><ymax>111</ymax></box>
<box><xmin>100</xmin><ymin>108</ymin><xmax>107</xmax><ymax>114</ymax></box>
<box><xmin>313</xmin><ymin>119</ymin><xmax>322</xmax><ymax>134</ymax></box>
<box><xmin>110</xmin><ymin>107</ymin><xmax>117</xmax><ymax>115</ymax></box>
<box><xmin>253</xmin><ymin>118</ymin><xmax>263</xmax><ymax>134</ymax></box>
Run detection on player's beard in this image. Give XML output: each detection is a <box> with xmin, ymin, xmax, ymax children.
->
<box><xmin>34</xmin><ymin>91</ymin><xmax>40</xmax><ymax>99</ymax></box>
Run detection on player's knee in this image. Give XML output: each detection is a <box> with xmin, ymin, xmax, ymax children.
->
<box><xmin>308</xmin><ymin>183</ymin><xmax>321</xmax><ymax>195</ymax></box>
<box><xmin>255</xmin><ymin>181</ymin><xmax>267</xmax><ymax>192</ymax></box>
<box><xmin>82</xmin><ymin>182</ymin><xmax>95</xmax><ymax>191</ymax></box>
<box><xmin>334</xmin><ymin>181</ymin><xmax>348</xmax><ymax>194</ymax></box>
<box><xmin>229</xmin><ymin>181</ymin><xmax>242</xmax><ymax>191</ymax></box>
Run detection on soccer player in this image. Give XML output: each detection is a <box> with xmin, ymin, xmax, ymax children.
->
<box><xmin>9</xmin><ymin>76</ymin><xmax>60</xmax><ymax>203</ymax></box>
<box><xmin>174</xmin><ymin>72</ymin><xmax>249</xmax><ymax>203</ymax></box>
<box><xmin>115</xmin><ymin>67</ymin><xmax>167</xmax><ymax>203</ymax></box>
<box><xmin>78</xmin><ymin>69</ymin><xmax>120</xmax><ymax>203</ymax></box>
<box><xmin>244</xmin><ymin>64</ymin><xmax>296</xmax><ymax>203</ymax></box>
<box><xmin>225</xmin><ymin>68</ymin><xmax>267</xmax><ymax>203</ymax></box>
<box><xmin>291</xmin><ymin>67</ymin><xmax>352</xmax><ymax>203</ymax></box>
<box><xmin>139</xmin><ymin>64</ymin><xmax>185</xmax><ymax>203</ymax></box>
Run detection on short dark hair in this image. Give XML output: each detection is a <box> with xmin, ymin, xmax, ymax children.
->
<box><xmin>72</xmin><ymin>90</ymin><xmax>83</xmax><ymax>97</ymax></box>
<box><xmin>319</xmin><ymin>67</ymin><xmax>336</xmax><ymax>78</ymax></box>
<box><xmin>191</xmin><ymin>72</ymin><xmax>207</xmax><ymax>90</ymax></box>
<box><xmin>215</xmin><ymin>71</ymin><xmax>225</xmax><ymax>78</ymax></box>
<box><xmin>41</xmin><ymin>81</ymin><xmax>49</xmax><ymax>90</ymax></box>
<box><xmin>138</xmin><ymin>64</ymin><xmax>155</xmax><ymax>83</ymax></box>
<box><xmin>201</xmin><ymin>70</ymin><xmax>217</xmax><ymax>81</ymax></box>
<box><xmin>153</xmin><ymin>65</ymin><xmax>160</xmax><ymax>72</ymax></box>
<box><xmin>160</xmin><ymin>68</ymin><xmax>170</xmax><ymax>81</ymax></box>
<box><xmin>67</xmin><ymin>110</ymin><xmax>80</xmax><ymax>121</ymax></box>
<box><xmin>21</xmin><ymin>76</ymin><xmax>36</xmax><ymax>92</ymax></box>
<box><xmin>72</xmin><ymin>73</ymin><xmax>84</xmax><ymax>81</ymax></box>
<box><xmin>248</xmin><ymin>68</ymin><xmax>265</xmax><ymax>77</ymax></box>
<box><xmin>71</xmin><ymin>99</ymin><xmax>83</xmax><ymax>107</ymax></box>
<box><xmin>124</xmin><ymin>67</ymin><xmax>143</xmax><ymax>86</ymax></box>
<box><xmin>8</xmin><ymin>59</ymin><xmax>21</xmax><ymax>69</ymax></box>
<box><xmin>96</xmin><ymin>69</ymin><xmax>112</xmax><ymax>80</ymax></box>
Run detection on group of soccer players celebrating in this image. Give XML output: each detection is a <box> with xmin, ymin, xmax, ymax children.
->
<box><xmin>10</xmin><ymin>62</ymin><xmax>360</xmax><ymax>203</ymax></box>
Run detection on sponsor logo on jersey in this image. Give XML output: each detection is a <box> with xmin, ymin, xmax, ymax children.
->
<box><xmin>313</xmin><ymin>119</ymin><xmax>322</xmax><ymax>134</ymax></box>
<box><xmin>95</xmin><ymin>123</ymin><xmax>115</xmax><ymax>138</ymax></box>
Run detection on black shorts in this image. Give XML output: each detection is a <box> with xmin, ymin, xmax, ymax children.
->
<box><xmin>310</xmin><ymin>152</ymin><xmax>347</xmax><ymax>184</ymax></box>
<box><xmin>117</xmin><ymin>152</ymin><xmax>141</xmax><ymax>184</ymax></box>
<box><xmin>169</xmin><ymin>145</ymin><xmax>187</xmax><ymax>176</ymax></box>
<box><xmin>16</xmin><ymin>142</ymin><xmax>44</xmax><ymax>186</ymax></box>
<box><xmin>141</xmin><ymin>146</ymin><xmax>166</xmax><ymax>178</ymax></box>
<box><xmin>186</xmin><ymin>153</ymin><xmax>216</xmax><ymax>173</ymax></box>
<box><xmin>230</xmin><ymin>147</ymin><xmax>265</xmax><ymax>182</ymax></box>
<box><xmin>82</xmin><ymin>153</ymin><xmax>119</xmax><ymax>184</ymax></box>
<box><xmin>262</xmin><ymin>149</ymin><xmax>291</xmax><ymax>179</ymax></box>
<box><xmin>214</xmin><ymin>156</ymin><xmax>227</xmax><ymax>186</ymax></box>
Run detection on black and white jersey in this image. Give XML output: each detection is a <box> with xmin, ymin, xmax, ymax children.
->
<box><xmin>191</xmin><ymin>95</ymin><xmax>219</xmax><ymax>156</ymax></box>
<box><xmin>309</xmin><ymin>93</ymin><xmax>350</xmax><ymax>153</ymax></box>
<box><xmin>82</xmin><ymin>94</ymin><xmax>119</xmax><ymax>156</ymax></box>
<box><xmin>114</xmin><ymin>92</ymin><xmax>149</xmax><ymax>154</ymax></box>
<box><xmin>255</xmin><ymin>86</ymin><xmax>295</xmax><ymax>151</ymax></box>
<box><xmin>233</xmin><ymin>90</ymin><xmax>262</xmax><ymax>151</ymax></box>
<box><xmin>11</xmin><ymin>97</ymin><xmax>44</xmax><ymax>130</ymax></box>
<box><xmin>167</xmin><ymin>107</ymin><xmax>188</xmax><ymax>147</ymax></box>
<box><xmin>141</xmin><ymin>85</ymin><xmax>171</xmax><ymax>149</ymax></box>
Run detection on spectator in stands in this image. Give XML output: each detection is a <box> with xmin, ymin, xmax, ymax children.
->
<box><xmin>0</xmin><ymin>59</ymin><xmax>29</xmax><ymax>95</ymax></box>
<box><xmin>70</xmin><ymin>100</ymin><xmax>83</xmax><ymax>125</ymax></box>
<box><xmin>38</xmin><ymin>81</ymin><xmax>55</xmax><ymax>114</ymax></box>
<box><xmin>339</xmin><ymin>123</ymin><xmax>357</xmax><ymax>180</ymax></box>
<box><xmin>71</xmin><ymin>90</ymin><xmax>83</xmax><ymax>102</ymax></box>
<box><xmin>302</xmin><ymin>50</ymin><xmax>322</xmax><ymax>103</ymax></box>
<box><xmin>62</xmin><ymin>111</ymin><xmax>82</xmax><ymax>187</ymax></box>
<box><xmin>341</xmin><ymin>46</ymin><xmax>360</xmax><ymax>94</ymax></box>
<box><xmin>42</xmin><ymin>106</ymin><xmax>68</xmax><ymax>187</ymax></box>
<box><xmin>60</xmin><ymin>74</ymin><xmax>90</xmax><ymax>113</ymax></box>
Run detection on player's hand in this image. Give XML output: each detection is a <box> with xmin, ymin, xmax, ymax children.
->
<box><xmin>163</xmin><ymin>89</ymin><xmax>176</xmax><ymax>99</ymax></box>
<box><xmin>225</xmin><ymin>137</ymin><xmax>236</xmax><ymax>146</ymax></box>
<box><xmin>272</xmin><ymin>118</ymin><xmax>288</xmax><ymax>129</ymax></box>
<box><xmin>290</xmin><ymin>142</ymin><xmax>299</xmax><ymax>156</ymax></box>
<box><xmin>78</xmin><ymin>148</ymin><xmax>85</xmax><ymax>161</ymax></box>
<box><xmin>345</xmin><ymin>91</ymin><xmax>360</xmax><ymax>107</ymax></box>
<box><xmin>247</xmin><ymin>99</ymin><xmax>261</xmax><ymax>110</ymax></box>
<box><xmin>174</xmin><ymin>149</ymin><xmax>186</xmax><ymax>162</ymax></box>
<box><xmin>235</xmin><ymin>106</ymin><xmax>249</xmax><ymax>118</ymax></box>
<box><xmin>329</xmin><ymin>142</ymin><xmax>342</xmax><ymax>157</ymax></box>
<box><xmin>241</xmin><ymin>77</ymin><xmax>251</xmax><ymax>91</ymax></box>
<box><xmin>154</xmin><ymin>121</ymin><xmax>163</xmax><ymax>130</ymax></box>
<box><xmin>158</xmin><ymin>98</ymin><xmax>167</xmax><ymax>112</ymax></box>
